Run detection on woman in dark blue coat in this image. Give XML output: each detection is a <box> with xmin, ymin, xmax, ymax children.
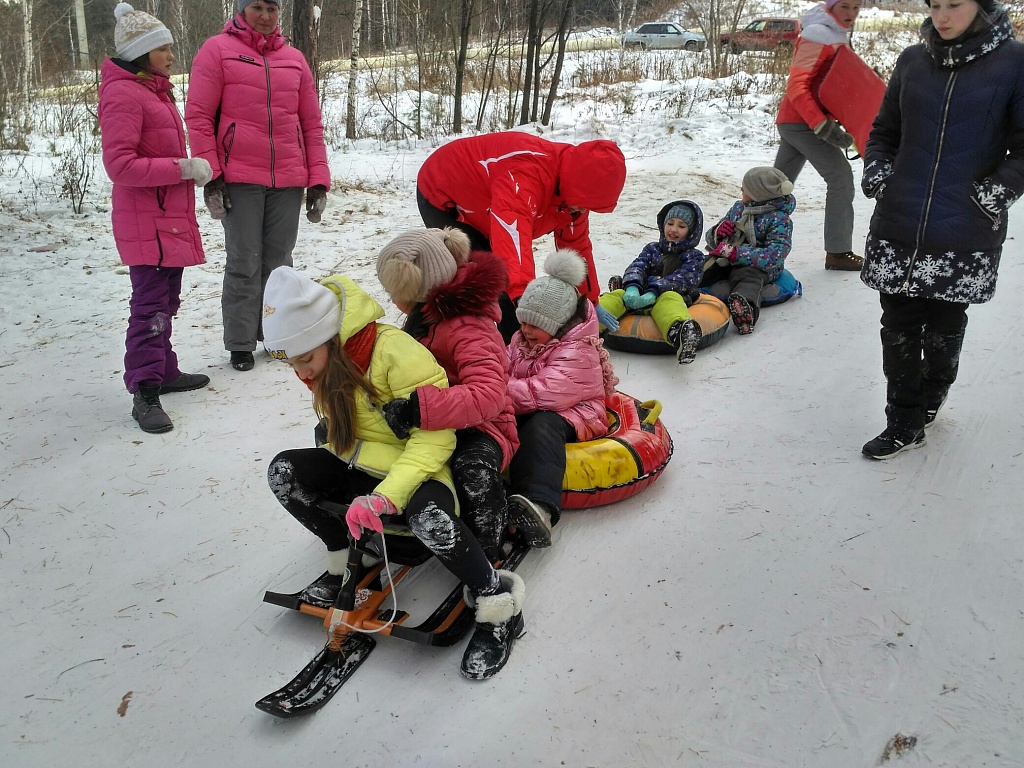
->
<box><xmin>859</xmin><ymin>0</ymin><xmax>1024</xmax><ymax>459</ymax></box>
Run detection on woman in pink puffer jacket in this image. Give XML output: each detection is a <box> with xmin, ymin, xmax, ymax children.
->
<box><xmin>504</xmin><ymin>250</ymin><xmax>618</xmax><ymax>548</ymax></box>
<box><xmin>100</xmin><ymin>3</ymin><xmax>211</xmax><ymax>435</ymax></box>
<box><xmin>185</xmin><ymin>0</ymin><xmax>331</xmax><ymax>372</ymax></box>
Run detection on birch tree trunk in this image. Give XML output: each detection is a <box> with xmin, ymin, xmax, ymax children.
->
<box><xmin>20</xmin><ymin>0</ymin><xmax>33</xmax><ymax>104</ymax></box>
<box><xmin>73</xmin><ymin>0</ymin><xmax>90</xmax><ymax>69</ymax></box>
<box><xmin>346</xmin><ymin>0</ymin><xmax>364</xmax><ymax>139</ymax></box>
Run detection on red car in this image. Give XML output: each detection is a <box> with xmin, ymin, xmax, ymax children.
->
<box><xmin>719</xmin><ymin>18</ymin><xmax>801</xmax><ymax>54</ymax></box>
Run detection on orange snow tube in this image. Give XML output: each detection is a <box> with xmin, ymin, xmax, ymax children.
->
<box><xmin>560</xmin><ymin>391</ymin><xmax>673</xmax><ymax>509</ymax></box>
<box><xmin>603</xmin><ymin>294</ymin><xmax>730</xmax><ymax>355</ymax></box>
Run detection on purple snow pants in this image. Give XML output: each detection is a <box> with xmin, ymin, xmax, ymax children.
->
<box><xmin>124</xmin><ymin>265</ymin><xmax>183</xmax><ymax>393</ymax></box>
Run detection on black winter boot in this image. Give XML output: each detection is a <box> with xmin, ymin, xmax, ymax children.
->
<box><xmin>132</xmin><ymin>386</ymin><xmax>173</xmax><ymax>433</ymax></box>
<box><xmin>461</xmin><ymin>570</ymin><xmax>526</xmax><ymax>680</ymax></box>
<box><xmin>862</xmin><ymin>426</ymin><xmax>925</xmax><ymax>459</ymax></box>
<box><xmin>298</xmin><ymin>571</ymin><xmax>348</xmax><ymax>608</ymax></box>
<box><xmin>728</xmin><ymin>293</ymin><xmax>755</xmax><ymax>335</ymax></box>
<box><xmin>667</xmin><ymin>319</ymin><xmax>702</xmax><ymax>364</ymax></box>
<box><xmin>230</xmin><ymin>351</ymin><xmax>255</xmax><ymax>371</ymax></box>
<box><xmin>159</xmin><ymin>372</ymin><xmax>210</xmax><ymax>394</ymax></box>
<box><xmin>507</xmin><ymin>494</ymin><xmax>553</xmax><ymax>548</ymax></box>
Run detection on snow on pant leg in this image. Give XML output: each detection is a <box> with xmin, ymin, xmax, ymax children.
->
<box><xmin>405</xmin><ymin>479</ymin><xmax>500</xmax><ymax>597</ymax></box>
<box><xmin>922</xmin><ymin>299</ymin><xmax>969</xmax><ymax>406</ymax></box>
<box><xmin>773</xmin><ymin>124</ymin><xmax>809</xmax><ymax>186</ymax></box>
<box><xmin>879</xmin><ymin>292</ymin><xmax>926</xmax><ymax>431</ymax></box>
<box><xmin>775</xmin><ymin>122</ymin><xmax>854</xmax><ymax>253</ymax></box>
<box><xmin>221</xmin><ymin>183</ymin><xmax>267</xmax><ymax>352</ymax></box>
<box><xmin>267</xmin><ymin>448</ymin><xmax>379</xmax><ymax>551</ymax></box>
<box><xmin>650</xmin><ymin>290</ymin><xmax>691</xmax><ymax>340</ymax></box>
<box><xmin>124</xmin><ymin>265</ymin><xmax>175</xmax><ymax>393</ymax></box>
<box><xmin>257</xmin><ymin>186</ymin><xmax>304</xmax><ymax>328</ymax></box>
<box><xmin>728</xmin><ymin>266</ymin><xmax>768</xmax><ymax>323</ymax></box>
<box><xmin>161</xmin><ymin>267</ymin><xmax>184</xmax><ymax>384</ymax></box>
<box><xmin>598</xmin><ymin>290</ymin><xmax>627</xmax><ymax>326</ymax></box>
<box><xmin>416</xmin><ymin>188</ymin><xmax>492</xmax><ymax>251</ymax></box>
<box><xmin>451</xmin><ymin>430</ymin><xmax>508</xmax><ymax>556</ymax></box>
<box><xmin>508</xmin><ymin>411</ymin><xmax>575</xmax><ymax>525</ymax></box>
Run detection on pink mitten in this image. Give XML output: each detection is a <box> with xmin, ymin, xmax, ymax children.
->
<box><xmin>345</xmin><ymin>493</ymin><xmax>397</xmax><ymax>540</ymax></box>
<box><xmin>716</xmin><ymin>220</ymin><xmax>736</xmax><ymax>239</ymax></box>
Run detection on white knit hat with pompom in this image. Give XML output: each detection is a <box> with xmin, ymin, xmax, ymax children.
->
<box><xmin>515</xmin><ymin>249</ymin><xmax>586</xmax><ymax>336</ymax></box>
<box><xmin>114</xmin><ymin>3</ymin><xmax>173</xmax><ymax>63</ymax></box>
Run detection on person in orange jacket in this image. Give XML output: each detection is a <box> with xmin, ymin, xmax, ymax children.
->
<box><xmin>416</xmin><ymin>132</ymin><xmax>627</xmax><ymax>341</ymax></box>
<box><xmin>773</xmin><ymin>0</ymin><xmax>864</xmax><ymax>272</ymax></box>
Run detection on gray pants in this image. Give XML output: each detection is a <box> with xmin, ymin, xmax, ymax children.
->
<box><xmin>220</xmin><ymin>183</ymin><xmax>303</xmax><ymax>351</ymax></box>
<box><xmin>774</xmin><ymin>122</ymin><xmax>855</xmax><ymax>254</ymax></box>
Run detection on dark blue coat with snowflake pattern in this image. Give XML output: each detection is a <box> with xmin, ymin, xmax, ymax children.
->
<box><xmin>861</xmin><ymin>16</ymin><xmax>1024</xmax><ymax>303</ymax></box>
<box><xmin>623</xmin><ymin>199</ymin><xmax>705</xmax><ymax>296</ymax></box>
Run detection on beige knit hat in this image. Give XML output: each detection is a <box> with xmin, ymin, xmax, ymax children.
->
<box><xmin>262</xmin><ymin>266</ymin><xmax>341</xmax><ymax>359</ymax></box>
<box><xmin>376</xmin><ymin>228</ymin><xmax>471</xmax><ymax>304</ymax></box>
<box><xmin>516</xmin><ymin>249</ymin><xmax>586</xmax><ymax>336</ymax></box>
<box><xmin>114</xmin><ymin>3</ymin><xmax>173</xmax><ymax>63</ymax></box>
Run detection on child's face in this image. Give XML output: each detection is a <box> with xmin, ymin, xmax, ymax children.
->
<box><xmin>663</xmin><ymin>217</ymin><xmax>689</xmax><ymax>243</ymax></box>
<box><xmin>520</xmin><ymin>323</ymin><xmax>553</xmax><ymax>349</ymax></box>
<box><xmin>741</xmin><ymin>189</ymin><xmax>752</xmax><ymax>203</ymax></box>
<box><xmin>829</xmin><ymin>0</ymin><xmax>862</xmax><ymax>28</ymax></box>
<box><xmin>929</xmin><ymin>0</ymin><xmax>979</xmax><ymax>40</ymax></box>
<box><xmin>147</xmin><ymin>44</ymin><xmax>175</xmax><ymax>75</ymax></box>
<box><xmin>286</xmin><ymin>342</ymin><xmax>330</xmax><ymax>384</ymax></box>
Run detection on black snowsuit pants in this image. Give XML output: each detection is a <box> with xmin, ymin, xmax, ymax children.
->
<box><xmin>268</xmin><ymin>448</ymin><xmax>499</xmax><ymax>596</ymax></box>
<box><xmin>508</xmin><ymin>411</ymin><xmax>576</xmax><ymax>525</ymax></box>
<box><xmin>878</xmin><ymin>292</ymin><xmax>968</xmax><ymax>430</ymax></box>
<box><xmin>452</xmin><ymin>429</ymin><xmax>508</xmax><ymax>558</ymax></box>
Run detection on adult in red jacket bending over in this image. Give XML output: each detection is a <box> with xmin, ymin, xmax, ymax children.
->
<box><xmin>416</xmin><ymin>132</ymin><xmax>627</xmax><ymax>342</ymax></box>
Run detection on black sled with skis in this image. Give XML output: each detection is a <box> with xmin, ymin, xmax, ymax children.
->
<box><xmin>255</xmin><ymin>502</ymin><xmax>529</xmax><ymax>719</ymax></box>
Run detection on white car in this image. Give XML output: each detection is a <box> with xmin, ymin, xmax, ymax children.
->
<box><xmin>621</xmin><ymin>22</ymin><xmax>707</xmax><ymax>52</ymax></box>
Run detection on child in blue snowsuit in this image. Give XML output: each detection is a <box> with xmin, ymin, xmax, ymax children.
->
<box><xmin>598</xmin><ymin>199</ymin><xmax>705</xmax><ymax>363</ymax></box>
<box><xmin>704</xmin><ymin>167</ymin><xmax>795</xmax><ymax>335</ymax></box>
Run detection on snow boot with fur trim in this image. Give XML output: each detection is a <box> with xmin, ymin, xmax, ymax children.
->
<box><xmin>461</xmin><ymin>570</ymin><xmax>526</xmax><ymax>680</ymax></box>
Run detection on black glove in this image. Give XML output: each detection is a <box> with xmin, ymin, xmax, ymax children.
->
<box><xmin>314</xmin><ymin>418</ymin><xmax>328</xmax><ymax>447</ymax></box>
<box><xmin>204</xmin><ymin>176</ymin><xmax>231</xmax><ymax>220</ymax></box>
<box><xmin>814</xmin><ymin>119</ymin><xmax>854</xmax><ymax>150</ymax></box>
<box><xmin>382</xmin><ymin>392</ymin><xmax>420</xmax><ymax>440</ymax></box>
<box><xmin>305</xmin><ymin>185</ymin><xmax>327</xmax><ymax>223</ymax></box>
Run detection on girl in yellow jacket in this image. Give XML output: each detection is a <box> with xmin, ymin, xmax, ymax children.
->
<box><xmin>262</xmin><ymin>266</ymin><xmax>525</xmax><ymax>680</ymax></box>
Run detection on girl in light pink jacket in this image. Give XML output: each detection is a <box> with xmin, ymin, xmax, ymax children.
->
<box><xmin>505</xmin><ymin>250</ymin><xmax>618</xmax><ymax>547</ymax></box>
<box><xmin>100</xmin><ymin>3</ymin><xmax>211</xmax><ymax>434</ymax></box>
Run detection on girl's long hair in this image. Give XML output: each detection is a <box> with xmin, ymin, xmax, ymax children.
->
<box><xmin>312</xmin><ymin>336</ymin><xmax>379</xmax><ymax>452</ymax></box>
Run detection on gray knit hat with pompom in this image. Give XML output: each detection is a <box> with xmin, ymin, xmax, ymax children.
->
<box><xmin>516</xmin><ymin>249</ymin><xmax>587</xmax><ymax>336</ymax></box>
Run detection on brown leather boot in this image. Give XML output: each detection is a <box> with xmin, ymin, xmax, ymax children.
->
<box><xmin>825</xmin><ymin>251</ymin><xmax>864</xmax><ymax>271</ymax></box>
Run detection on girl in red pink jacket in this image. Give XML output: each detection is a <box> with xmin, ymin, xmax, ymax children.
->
<box><xmin>186</xmin><ymin>0</ymin><xmax>331</xmax><ymax>372</ymax></box>
<box><xmin>505</xmin><ymin>250</ymin><xmax>619</xmax><ymax>547</ymax></box>
<box><xmin>100</xmin><ymin>4</ymin><xmax>212</xmax><ymax>434</ymax></box>
<box><xmin>375</xmin><ymin>229</ymin><xmax>520</xmax><ymax>558</ymax></box>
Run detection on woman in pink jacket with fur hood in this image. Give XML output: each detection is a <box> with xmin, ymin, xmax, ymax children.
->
<box><xmin>186</xmin><ymin>0</ymin><xmax>331</xmax><ymax>372</ymax></box>
<box><xmin>100</xmin><ymin>4</ymin><xmax>211</xmax><ymax>435</ymax></box>
<box><xmin>376</xmin><ymin>228</ymin><xmax>519</xmax><ymax>558</ymax></box>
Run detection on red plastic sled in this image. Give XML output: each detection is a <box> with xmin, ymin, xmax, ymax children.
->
<box><xmin>817</xmin><ymin>45</ymin><xmax>886</xmax><ymax>156</ymax></box>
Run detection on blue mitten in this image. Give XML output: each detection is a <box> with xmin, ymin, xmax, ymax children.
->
<box><xmin>636</xmin><ymin>291</ymin><xmax>657</xmax><ymax>309</ymax></box>
<box><xmin>622</xmin><ymin>285</ymin><xmax>642</xmax><ymax>309</ymax></box>
<box><xmin>595</xmin><ymin>303</ymin><xmax>620</xmax><ymax>332</ymax></box>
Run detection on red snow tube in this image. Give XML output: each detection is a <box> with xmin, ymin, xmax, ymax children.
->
<box><xmin>560</xmin><ymin>391</ymin><xmax>673</xmax><ymax>509</ymax></box>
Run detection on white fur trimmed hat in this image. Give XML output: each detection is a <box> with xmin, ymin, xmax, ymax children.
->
<box><xmin>515</xmin><ymin>249</ymin><xmax>587</xmax><ymax>336</ymax></box>
<box><xmin>376</xmin><ymin>228</ymin><xmax>470</xmax><ymax>304</ymax></box>
<box><xmin>262</xmin><ymin>266</ymin><xmax>341</xmax><ymax>359</ymax></box>
<box><xmin>114</xmin><ymin>3</ymin><xmax>173</xmax><ymax>63</ymax></box>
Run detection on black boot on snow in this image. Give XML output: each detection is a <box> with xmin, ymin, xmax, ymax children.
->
<box><xmin>668</xmin><ymin>318</ymin><xmax>702</xmax><ymax>364</ymax></box>
<box><xmin>507</xmin><ymin>494</ymin><xmax>553</xmax><ymax>548</ymax></box>
<box><xmin>298</xmin><ymin>572</ymin><xmax>347</xmax><ymax>608</ymax></box>
<box><xmin>159</xmin><ymin>372</ymin><xmax>210</xmax><ymax>395</ymax></box>
<box><xmin>461</xmin><ymin>570</ymin><xmax>526</xmax><ymax>680</ymax></box>
<box><xmin>132</xmin><ymin>386</ymin><xmax>173</xmax><ymax>433</ymax></box>
<box><xmin>728</xmin><ymin>293</ymin><xmax>755</xmax><ymax>335</ymax></box>
<box><xmin>862</xmin><ymin>426</ymin><xmax>925</xmax><ymax>460</ymax></box>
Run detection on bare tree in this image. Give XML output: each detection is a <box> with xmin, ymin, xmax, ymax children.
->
<box><xmin>73</xmin><ymin>0</ymin><xmax>88</xmax><ymax>69</ymax></box>
<box><xmin>540</xmin><ymin>0</ymin><xmax>573</xmax><ymax>125</ymax></box>
<box><xmin>346</xmin><ymin>0</ymin><xmax>364</xmax><ymax>139</ymax></box>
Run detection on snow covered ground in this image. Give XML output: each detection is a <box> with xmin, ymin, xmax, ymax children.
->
<box><xmin>2</xmin><ymin>11</ymin><xmax>1023</xmax><ymax>768</ymax></box>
